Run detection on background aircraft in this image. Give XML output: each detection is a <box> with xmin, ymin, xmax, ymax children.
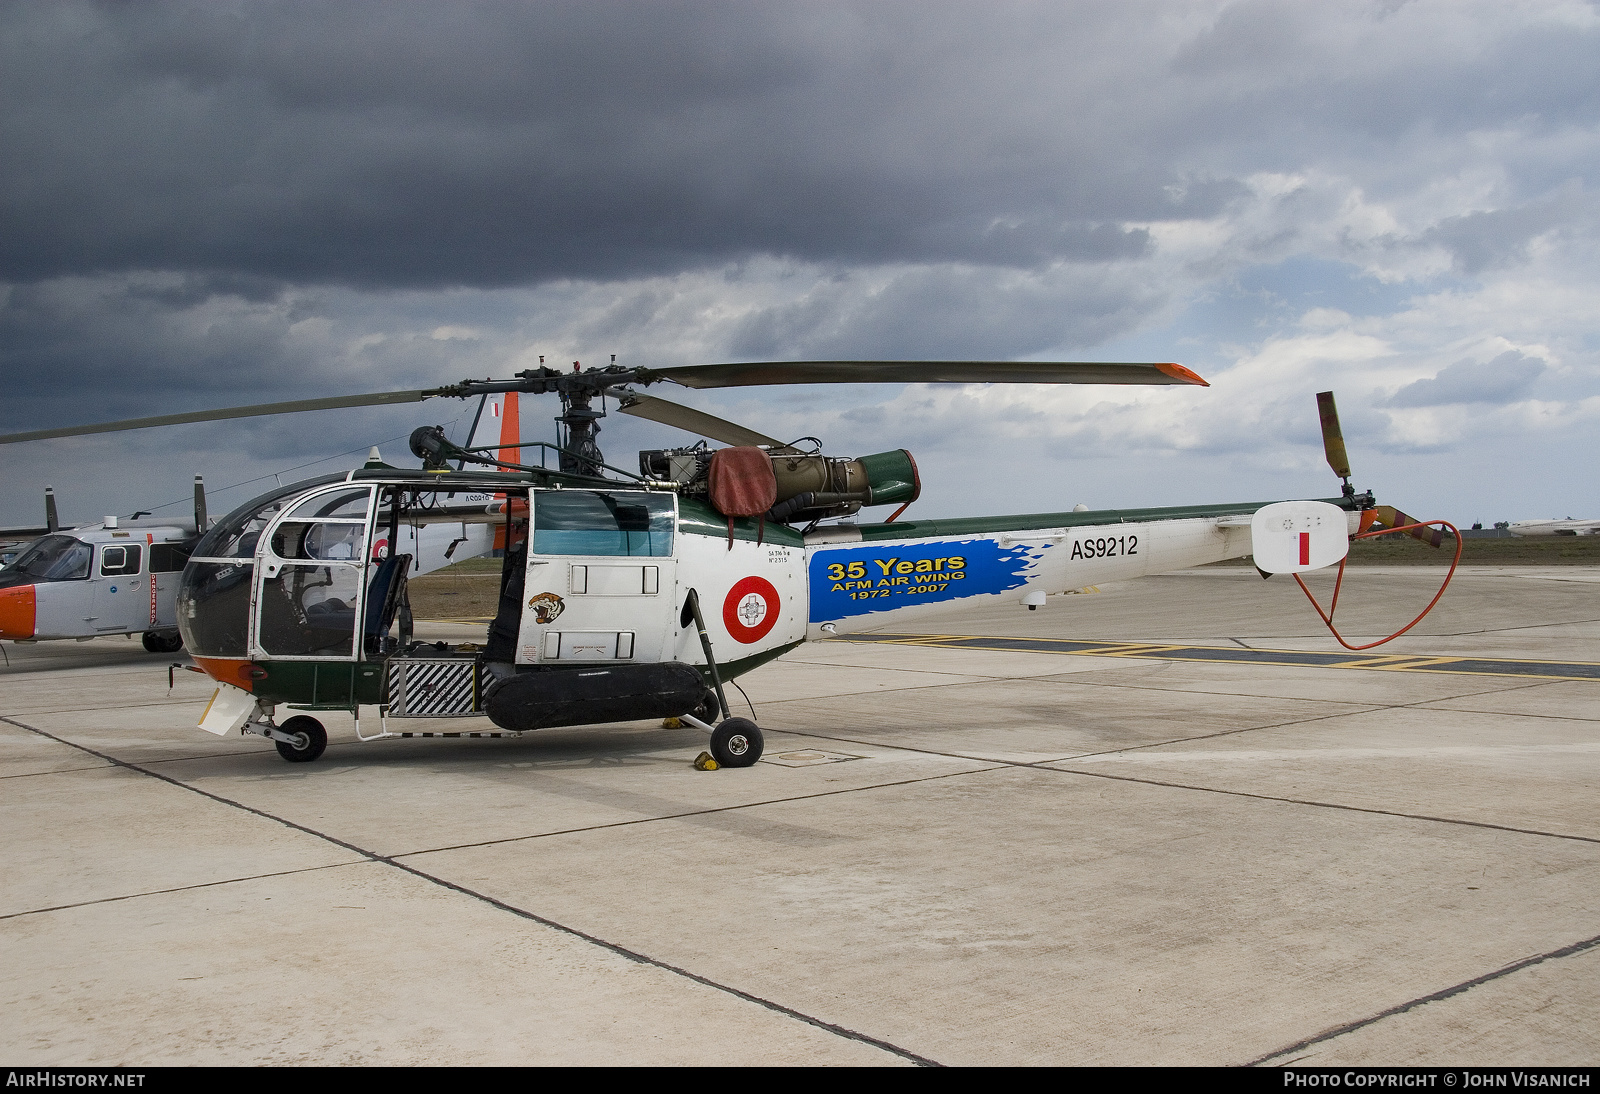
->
<box><xmin>1508</xmin><ymin>518</ymin><xmax>1600</xmax><ymax>537</ymax></box>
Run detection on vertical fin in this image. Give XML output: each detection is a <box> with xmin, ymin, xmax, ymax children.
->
<box><xmin>497</xmin><ymin>391</ymin><xmax>521</xmax><ymax>465</ymax></box>
<box><xmin>193</xmin><ymin>475</ymin><xmax>208</xmax><ymax>533</ymax></box>
<box><xmin>492</xmin><ymin>392</ymin><xmax>520</xmax><ymax>554</ymax></box>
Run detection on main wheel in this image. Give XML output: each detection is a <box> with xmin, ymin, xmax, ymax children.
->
<box><xmin>709</xmin><ymin>718</ymin><xmax>763</xmax><ymax>768</ymax></box>
<box><xmin>275</xmin><ymin>715</ymin><xmax>328</xmax><ymax>763</ymax></box>
<box><xmin>690</xmin><ymin>691</ymin><xmax>721</xmax><ymax>725</ymax></box>
<box><xmin>141</xmin><ymin>630</ymin><xmax>184</xmax><ymax>654</ymax></box>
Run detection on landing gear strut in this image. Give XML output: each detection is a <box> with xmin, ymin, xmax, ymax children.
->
<box><xmin>679</xmin><ymin>587</ymin><xmax>764</xmax><ymax>767</ymax></box>
<box><xmin>242</xmin><ymin>714</ymin><xmax>329</xmax><ymax>763</ymax></box>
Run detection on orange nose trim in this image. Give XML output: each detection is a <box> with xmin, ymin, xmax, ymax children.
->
<box><xmin>0</xmin><ymin>585</ymin><xmax>36</xmax><ymax>640</ymax></box>
<box><xmin>192</xmin><ymin>656</ymin><xmax>254</xmax><ymax>692</ymax></box>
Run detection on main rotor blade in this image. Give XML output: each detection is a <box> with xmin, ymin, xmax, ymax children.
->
<box><xmin>613</xmin><ymin>391</ymin><xmax>785</xmax><ymax>448</ymax></box>
<box><xmin>0</xmin><ymin>389</ymin><xmax>437</xmax><ymax>445</ymax></box>
<box><xmin>646</xmin><ymin>360</ymin><xmax>1208</xmax><ymax>389</ymax></box>
<box><xmin>1316</xmin><ymin>391</ymin><xmax>1352</xmax><ymax>480</ymax></box>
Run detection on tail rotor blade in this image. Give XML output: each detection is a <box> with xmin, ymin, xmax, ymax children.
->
<box><xmin>1371</xmin><ymin>504</ymin><xmax>1445</xmax><ymax>548</ymax></box>
<box><xmin>1316</xmin><ymin>391</ymin><xmax>1352</xmax><ymax>481</ymax></box>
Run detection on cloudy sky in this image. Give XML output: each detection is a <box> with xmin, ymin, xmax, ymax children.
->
<box><xmin>3</xmin><ymin>0</ymin><xmax>1597</xmax><ymax>529</ymax></box>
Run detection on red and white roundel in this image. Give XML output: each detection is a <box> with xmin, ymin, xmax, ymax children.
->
<box><xmin>723</xmin><ymin>576</ymin><xmax>781</xmax><ymax>644</ymax></box>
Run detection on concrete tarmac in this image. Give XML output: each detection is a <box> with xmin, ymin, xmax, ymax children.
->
<box><xmin>1</xmin><ymin>565</ymin><xmax>1596</xmax><ymax>1066</ymax></box>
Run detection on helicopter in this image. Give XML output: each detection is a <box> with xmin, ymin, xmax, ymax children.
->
<box><xmin>0</xmin><ymin>359</ymin><xmax>1449</xmax><ymax>768</ymax></box>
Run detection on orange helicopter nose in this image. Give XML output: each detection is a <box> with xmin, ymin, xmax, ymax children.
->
<box><xmin>0</xmin><ymin>584</ymin><xmax>37</xmax><ymax>640</ymax></box>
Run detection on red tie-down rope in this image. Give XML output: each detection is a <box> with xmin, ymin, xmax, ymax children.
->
<box><xmin>1293</xmin><ymin>519</ymin><xmax>1462</xmax><ymax>650</ymax></box>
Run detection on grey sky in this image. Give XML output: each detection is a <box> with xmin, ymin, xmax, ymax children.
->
<box><xmin>3</xmin><ymin>0</ymin><xmax>1597</xmax><ymax>527</ymax></box>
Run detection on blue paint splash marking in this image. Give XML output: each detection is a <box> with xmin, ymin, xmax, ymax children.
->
<box><xmin>809</xmin><ymin>538</ymin><xmax>1049</xmax><ymax>622</ymax></box>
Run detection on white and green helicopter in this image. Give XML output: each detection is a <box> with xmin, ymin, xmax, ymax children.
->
<box><xmin>0</xmin><ymin>361</ymin><xmax>1446</xmax><ymax>767</ymax></box>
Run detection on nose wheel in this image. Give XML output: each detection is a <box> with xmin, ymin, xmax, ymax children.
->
<box><xmin>273</xmin><ymin>715</ymin><xmax>328</xmax><ymax>763</ymax></box>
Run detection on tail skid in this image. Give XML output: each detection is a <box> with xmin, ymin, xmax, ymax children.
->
<box><xmin>1292</xmin><ymin>519</ymin><xmax>1462</xmax><ymax>651</ymax></box>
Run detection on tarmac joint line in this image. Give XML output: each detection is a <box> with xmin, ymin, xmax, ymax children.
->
<box><xmin>1245</xmin><ymin>931</ymin><xmax>1600</xmax><ymax>1066</ymax></box>
<box><xmin>833</xmin><ymin>633</ymin><xmax>1600</xmax><ymax>681</ymax></box>
<box><xmin>0</xmin><ymin>715</ymin><xmax>941</xmax><ymax>1068</ymax></box>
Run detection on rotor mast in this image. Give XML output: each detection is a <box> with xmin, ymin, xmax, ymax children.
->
<box><xmin>554</xmin><ymin>360</ymin><xmax>606</xmax><ymax>476</ymax></box>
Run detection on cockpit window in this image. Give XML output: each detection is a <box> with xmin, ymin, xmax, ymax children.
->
<box><xmin>532</xmin><ymin>491</ymin><xmax>675</xmax><ymax>557</ymax></box>
<box><xmin>6</xmin><ymin>535</ymin><xmax>92</xmax><ymax>582</ymax></box>
<box><xmin>287</xmin><ymin>486</ymin><xmax>371</xmax><ymax>521</ymax></box>
<box><xmin>271</xmin><ymin>521</ymin><xmax>367</xmax><ymax>561</ymax></box>
<box><xmin>191</xmin><ymin>475</ymin><xmax>344</xmax><ymax>560</ymax></box>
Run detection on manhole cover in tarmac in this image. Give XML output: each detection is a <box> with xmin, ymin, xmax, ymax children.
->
<box><xmin>763</xmin><ymin>749</ymin><xmax>861</xmax><ymax>767</ymax></box>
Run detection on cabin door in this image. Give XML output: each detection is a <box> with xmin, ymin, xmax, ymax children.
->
<box><xmin>515</xmin><ymin>489</ymin><xmax>678</xmax><ymax>666</ymax></box>
<box><xmin>90</xmin><ymin>542</ymin><xmax>147</xmax><ymax>633</ymax></box>
<box><xmin>250</xmin><ymin>484</ymin><xmax>374</xmax><ymax>661</ymax></box>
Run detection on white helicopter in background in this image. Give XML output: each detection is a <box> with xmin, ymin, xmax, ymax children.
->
<box><xmin>0</xmin><ymin>395</ymin><xmax>526</xmax><ymax>653</ymax></box>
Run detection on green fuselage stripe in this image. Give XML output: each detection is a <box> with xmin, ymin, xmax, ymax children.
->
<box><xmin>852</xmin><ymin>495</ymin><xmax>1359</xmax><ymax>542</ymax></box>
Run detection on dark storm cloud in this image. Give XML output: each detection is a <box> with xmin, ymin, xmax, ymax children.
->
<box><xmin>1166</xmin><ymin>0</ymin><xmax>1600</xmax><ymax>173</ymax></box>
<box><xmin>0</xmin><ymin>272</ymin><xmax>485</xmax><ymax>434</ymax></box>
<box><xmin>8</xmin><ymin>1</ymin><xmax>1591</xmax><ymax>292</ymax></box>
<box><xmin>0</xmin><ymin>1</ymin><xmax>1185</xmax><ymax>288</ymax></box>
<box><xmin>726</xmin><ymin>263</ymin><xmax>1168</xmax><ymax>360</ymax></box>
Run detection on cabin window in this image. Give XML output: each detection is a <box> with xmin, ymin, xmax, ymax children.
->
<box><xmin>532</xmin><ymin>491</ymin><xmax>674</xmax><ymax>557</ymax></box>
<box><xmin>150</xmin><ymin>543</ymin><xmax>191</xmax><ymax>573</ymax></box>
<box><xmin>99</xmin><ymin>544</ymin><xmax>143</xmax><ymax>577</ymax></box>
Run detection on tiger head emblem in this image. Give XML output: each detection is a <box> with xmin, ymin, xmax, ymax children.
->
<box><xmin>528</xmin><ymin>591</ymin><xmax>565</xmax><ymax>625</ymax></box>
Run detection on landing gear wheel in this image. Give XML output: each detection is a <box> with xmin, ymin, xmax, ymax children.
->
<box><xmin>691</xmin><ymin>691</ymin><xmax>721</xmax><ymax>725</ymax></box>
<box><xmin>141</xmin><ymin>630</ymin><xmax>183</xmax><ymax>654</ymax></box>
<box><xmin>709</xmin><ymin>718</ymin><xmax>763</xmax><ymax>768</ymax></box>
<box><xmin>275</xmin><ymin>715</ymin><xmax>327</xmax><ymax>763</ymax></box>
